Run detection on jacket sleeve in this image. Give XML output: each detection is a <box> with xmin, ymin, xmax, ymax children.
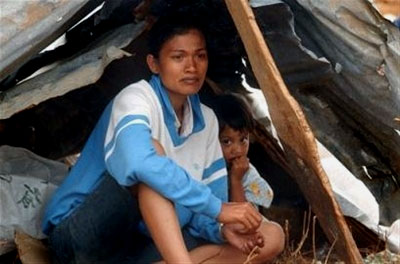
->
<box><xmin>187</xmin><ymin>213</ymin><xmax>224</xmax><ymax>244</ymax></box>
<box><xmin>186</xmin><ymin>109</ymin><xmax>228</xmax><ymax>242</ymax></box>
<box><xmin>104</xmin><ymin>87</ymin><xmax>221</xmax><ymax>219</ymax></box>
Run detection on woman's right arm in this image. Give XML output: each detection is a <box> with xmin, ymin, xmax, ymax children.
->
<box><xmin>106</xmin><ymin>123</ymin><xmax>259</xmax><ymax>231</ymax></box>
<box><xmin>104</xmin><ymin>87</ymin><xmax>221</xmax><ymax>219</ymax></box>
<box><xmin>104</xmin><ymin>87</ymin><xmax>261</xmax><ymax>230</ymax></box>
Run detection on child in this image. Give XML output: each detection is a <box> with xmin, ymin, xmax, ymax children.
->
<box><xmin>209</xmin><ymin>93</ymin><xmax>285</xmax><ymax>262</ymax></box>
<box><xmin>42</xmin><ymin>13</ymin><xmax>263</xmax><ymax>264</ymax></box>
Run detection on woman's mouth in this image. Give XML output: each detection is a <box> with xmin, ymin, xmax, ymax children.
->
<box><xmin>181</xmin><ymin>77</ymin><xmax>199</xmax><ymax>85</ymax></box>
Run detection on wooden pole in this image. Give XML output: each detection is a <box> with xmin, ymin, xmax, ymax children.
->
<box><xmin>224</xmin><ymin>1</ymin><xmax>363</xmax><ymax>263</ymax></box>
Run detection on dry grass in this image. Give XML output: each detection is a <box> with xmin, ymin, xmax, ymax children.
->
<box><xmin>273</xmin><ymin>209</ymin><xmax>341</xmax><ymax>264</ymax></box>
<box><xmin>262</xmin><ymin>208</ymin><xmax>400</xmax><ymax>264</ymax></box>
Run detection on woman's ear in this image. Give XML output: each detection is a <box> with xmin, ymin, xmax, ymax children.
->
<box><xmin>146</xmin><ymin>54</ymin><xmax>159</xmax><ymax>74</ymax></box>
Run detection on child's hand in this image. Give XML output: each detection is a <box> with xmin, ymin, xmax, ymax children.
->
<box><xmin>222</xmin><ymin>223</ymin><xmax>264</xmax><ymax>254</ymax></box>
<box><xmin>229</xmin><ymin>156</ymin><xmax>249</xmax><ymax>182</ymax></box>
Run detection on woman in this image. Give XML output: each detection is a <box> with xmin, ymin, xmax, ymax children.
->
<box><xmin>42</xmin><ymin>13</ymin><xmax>264</xmax><ymax>263</ymax></box>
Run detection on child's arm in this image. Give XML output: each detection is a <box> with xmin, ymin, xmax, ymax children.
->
<box><xmin>242</xmin><ymin>164</ymin><xmax>274</xmax><ymax>209</ymax></box>
<box><xmin>229</xmin><ymin>156</ymin><xmax>249</xmax><ymax>203</ymax></box>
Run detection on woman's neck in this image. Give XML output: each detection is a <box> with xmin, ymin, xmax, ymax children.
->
<box><xmin>175</xmin><ymin>106</ymin><xmax>184</xmax><ymax>124</ymax></box>
<box><xmin>169</xmin><ymin>94</ymin><xmax>186</xmax><ymax>124</ymax></box>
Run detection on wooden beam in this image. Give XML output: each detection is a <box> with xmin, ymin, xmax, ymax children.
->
<box><xmin>374</xmin><ymin>0</ymin><xmax>400</xmax><ymax>16</ymax></box>
<box><xmin>224</xmin><ymin>0</ymin><xmax>363</xmax><ymax>262</ymax></box>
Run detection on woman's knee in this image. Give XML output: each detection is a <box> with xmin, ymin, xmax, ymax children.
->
<box><xmin>270</xmin><ymin>222</ymin><xmax>285</xmax><ymax>253</ymax></box>
<box><xmin>134</xmin><ymin>140</ymin><xmax>165</xmax><ymax>201</ymax></box>
<box><xmin>257</xmin><ymin>221</ymin><xmax>285</xmax><ymax>262</ymax></box>
<box><xmin>138</xmin><ymin>182</ymin><xmax>152</xmax><ymax>194</ymax></box>
<box><xmin>152</xmin><ymin>139</ymin><xmax>165</xmax><ymax>155</ymax></box>
<box><xmin>138</xmin><ymin>183</ymin><xmax>162</xmax><ymax>201</ymax></box>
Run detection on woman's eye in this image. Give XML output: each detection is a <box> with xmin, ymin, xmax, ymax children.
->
<box><xmin>240</xmin><ymin>137</ymin><xmax>249</xmax><ymax>144</ymax></box>
<box><xmin>197</xmin><ymin>53</ymin><xmax>207</xmax><ymax>59</ymax></box>
<box><xmin>172</xmin><ymin>54</ymin><xmax>183</xmax><ymax>60</ymax></box>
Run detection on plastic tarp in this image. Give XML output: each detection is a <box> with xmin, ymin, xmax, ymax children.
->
<box><xmin>0</xmin><ymin>146</ymin><xmax>68</xmax><ymax>255</ymax></box>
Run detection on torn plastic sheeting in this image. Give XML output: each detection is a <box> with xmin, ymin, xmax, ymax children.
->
<box><xmin>317</xmin><ymin>141</ymin><xmax>380</xmax><ymax>228</ymax></box>
<box><xmin>250</xmin><ymin>0</ymin><xmax>284</xmax><ymax>8</ymax></box>
<box><xmin>0</xmin><ymin>145</ymin><xmax>68</xmax><ymax>255</ymax></box>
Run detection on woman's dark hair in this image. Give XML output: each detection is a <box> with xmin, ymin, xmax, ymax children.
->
<box><xmin>147</xmin><ymin>12</ymin><xmax>207</xmax><ymax>58</ymax></box>
<box><xmin>209</xmin><ymin>94</ymin><xmax>255</xmax><ymax>133</ymax></box>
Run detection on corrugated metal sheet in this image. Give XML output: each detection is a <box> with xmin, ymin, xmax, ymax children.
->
<box><xmin>0</xmin><ymin>22</ymin><xmax>145</xmax><ymax>119</ymax></box>
<box><xmin>0</xmin><ymin>0</ymin><xmax>103</xmax><ymax>82</ymax></box>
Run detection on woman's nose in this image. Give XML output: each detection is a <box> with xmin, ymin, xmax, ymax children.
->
<box><xmin>185</xmin><ymin>57</ymin><xmax>196</xmax><ymax>72</ymax></box>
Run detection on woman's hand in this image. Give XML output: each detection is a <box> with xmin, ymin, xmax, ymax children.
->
<box><xmin>217</xmin><ymin>202</ymin><xmax>262</xmax><ymax>232</ymax></box>
<box><xmin>222</xmin><ymin>223</ymin><xmax>264</xmax><ymax>254</ymax></box>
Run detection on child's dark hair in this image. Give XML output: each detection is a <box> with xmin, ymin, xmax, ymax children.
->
<box><xmin>210</xmin><ymin>94</ymin><xmax>255</xmax><ymax>133</ymax></box>
<box><xmin>147</xmin><ymin>12</ymin><xmax>207</xmax><ymax>58</ymax></box>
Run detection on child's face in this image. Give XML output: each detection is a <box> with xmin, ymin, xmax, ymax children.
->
<box><xmin>219</xmin><ymin>126</ymin><xmax>250</xmax><ymax>165</ymax></box>
<box><xmin>147</xmin><ymin>29</ymin><xmax>208</xmax><ymax>102</ymax></box>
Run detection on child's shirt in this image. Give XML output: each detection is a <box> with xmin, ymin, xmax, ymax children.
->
<box><xmin>42</xmin><ymin>75</ymin><xmax>228</xmax><ymax>243</ymax></box>
<box><xmin>242</xmin><ymin>163</ymin><xmax>274</xmax><ymax>209</ymax></box>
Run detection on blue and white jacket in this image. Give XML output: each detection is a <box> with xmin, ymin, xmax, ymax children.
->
<box><xmin>42</xmin><ymin>75</ymin><xmax>228</xmax><ymax>243</ymax></box>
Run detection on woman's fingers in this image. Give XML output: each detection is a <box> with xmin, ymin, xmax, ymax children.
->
<box><xmin>218</xmin><ymin>202</ymin><xmax>262</xmax><ymax>230</ymax></box>
<box><xmin>248</xmin><ymin>211</ymin><xmax>262</xmax><ymax>231</ymax></box>
<box><xmin>241</xmin><ymin>205</ymin><xmax>262</xmax><ymax>232</ymax></box>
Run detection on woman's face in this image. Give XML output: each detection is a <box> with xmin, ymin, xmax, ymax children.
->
<box><xmin>147</xmin><ymin>29</ymin><xmax>208</xmax><ymax>104</ymax></box>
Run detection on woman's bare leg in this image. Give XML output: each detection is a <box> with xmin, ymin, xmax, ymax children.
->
<box><xmin>189</xmin><ymin>221</ymin><xmax>284</xmax><ymax>264</ymax></box>
<box><xmin>136</xmin><ymin>139</ymin><xmax>192</xmax><ymax>263</ymax></box>
<box><xmin>138</xmin><ymin>184</ymin><xmax>192</xmax><ymax>263</ymax></box>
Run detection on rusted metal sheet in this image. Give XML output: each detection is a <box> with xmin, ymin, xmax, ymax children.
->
<box><xmin>225</xmin><ymin>0</ymin><xmax>363</xmax><ymax>262</ymax></box>
<box><xmin>293</xmin><ymin>0</ymin><xmax>400</xmax><ymax>175</ymax></box>
<box><xmin>296</xmin><ymin>0</ymin><xmax>400</xmax><ymax>131</ymax></box>
<box><xmin>0</xmin><ymin>0</ymin><xmax>103</xmax><ymax>82</ymax></box>
<box><xmin>0</xmin><ymin>22</ymin><xmax>146</xmax><ymax>120</ymax></box>
<box><xmin>250</xmin><ymin>0</ymin><xmax>399</xmax><ymax>225</ymax></box>
<box><xmin>246</xmin><ymin>0</ymin><xmax>398</xmax><ymax>224</ymax></box>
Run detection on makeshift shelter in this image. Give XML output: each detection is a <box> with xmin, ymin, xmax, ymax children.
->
<box><xmin>0</xmin><ymin>0</ymin><xmax>399</xmax><ymax>262</ymax></box>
